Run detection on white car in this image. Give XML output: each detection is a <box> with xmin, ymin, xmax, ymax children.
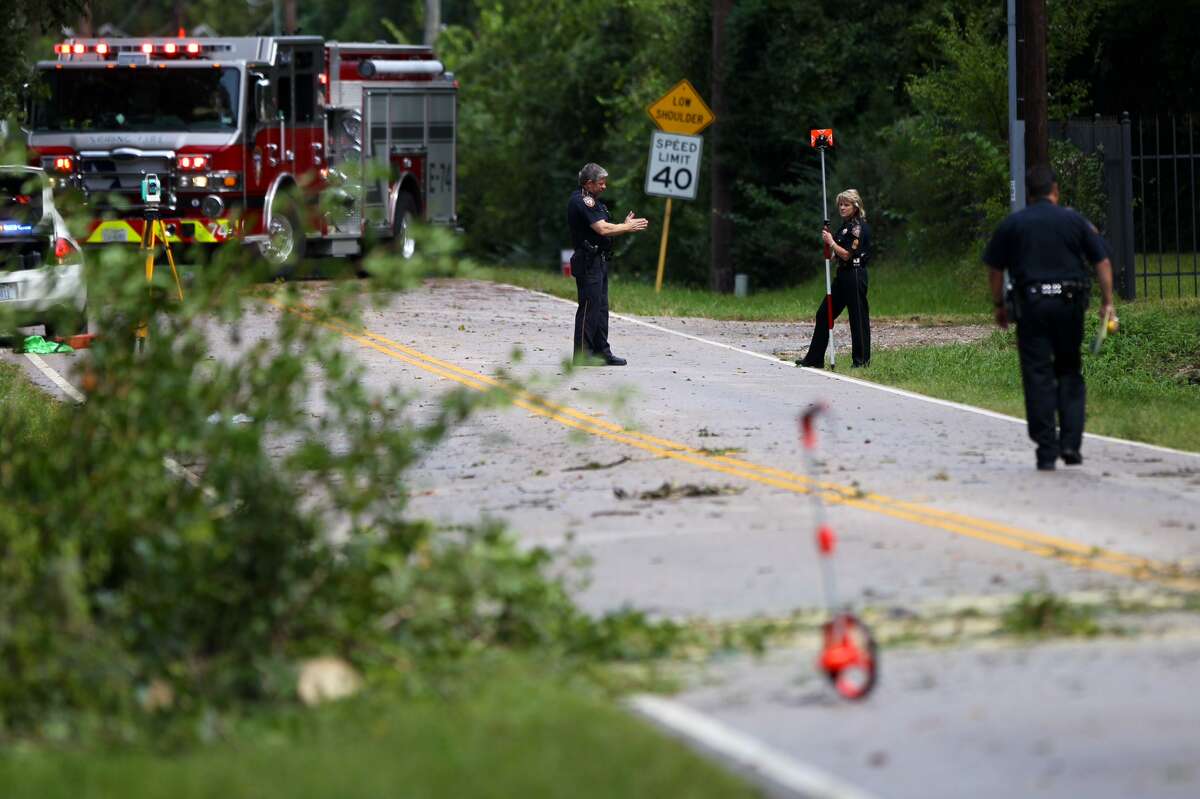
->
<box><xmin>0</xmin><ymin>165</ymin><xmax>87</xmax><ymax>337</ymax></box>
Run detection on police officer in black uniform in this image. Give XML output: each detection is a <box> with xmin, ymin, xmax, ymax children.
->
<box><xmin>983</xmin><ymin>165</ymin><xmax>1115</xmax><ymax>471</ymax></box>
<box><xmin>797</xmin><ymin>188</ymin><xmax>872</xmax><ymax>368</ymax></box>
<box><xmin>567</xmin><ymin>163</ymin><xmax>649</xmax><ymax>366</ymax></box>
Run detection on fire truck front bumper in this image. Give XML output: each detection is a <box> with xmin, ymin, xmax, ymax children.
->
<box><xmin>85</xmin><ymin>218</ymin><xmax>238</xmax><ymax>246</ymax></box>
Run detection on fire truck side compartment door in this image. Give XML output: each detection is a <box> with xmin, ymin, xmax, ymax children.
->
<box><xmin>426</xmin><ymin>90</ymin><xmax>456</xmax><ymax>224</ymax></box>
<box><xmin>247</xmin><ymin>69</ymin><xmax>283</xmax><ymax>230</ymax></box>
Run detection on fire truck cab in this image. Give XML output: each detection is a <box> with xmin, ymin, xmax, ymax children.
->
<box><xmin>26</xmin><ymin>36</ymin><xmax>457</xmax><ymax>265</ymax></box>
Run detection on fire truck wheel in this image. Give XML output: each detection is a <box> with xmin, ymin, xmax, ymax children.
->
<box><xmin>392</xmin><ymin>193</ymin><xmax>417</xmax><ymax>259</ymax></box>
<box><xmin>261</xmin><ymin>195</ymin><xmax>306</xmax><ymax>273</ymax></box>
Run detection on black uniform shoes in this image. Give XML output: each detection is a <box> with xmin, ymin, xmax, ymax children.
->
<box><xmin>574</xmin><ymin>353</ymin><xmax>627</xmax><ymax>366</ymax></box>
<box><xmin>1037</xmin><ymin>450</ymin><xmax>1082</xmax><ymax>470</ymax></box>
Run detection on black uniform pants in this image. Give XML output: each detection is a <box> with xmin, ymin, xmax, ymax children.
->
<box><xmin>1016</xmin><ymin>293</ymin><xmax>1087</xmax><ymax>463</ymax></box>
<box><xmin>801</xmin><ymin>266</ymin><xmax>870</xmax><ymax>367</ymax></box>
<box><xmin>573</xmin><ymin>252</ymin><xmax>611</xmax><ymax>358</ymax></box>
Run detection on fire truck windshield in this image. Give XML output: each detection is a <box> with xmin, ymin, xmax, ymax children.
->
<box><xmin>32</xmin><ymin>67</ymin><xmax>241</xmax><ymax>133</ymax></box>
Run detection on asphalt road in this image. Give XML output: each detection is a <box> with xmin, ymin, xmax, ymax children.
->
<box><xmin>13</xmin><ymin>277</ymin><xmax>1200</xmax><ymax>798</ymax></box>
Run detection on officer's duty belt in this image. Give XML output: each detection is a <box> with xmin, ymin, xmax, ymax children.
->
<box><xmin>1025</xmin><ymin>280</ymin><xmax>1086</xmax><ymax>296</ymax></box>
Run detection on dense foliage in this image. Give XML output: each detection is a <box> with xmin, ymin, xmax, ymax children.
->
<box><xmin>440</xmin><ymin>0</ymin><xmax>1113</xmax><ymax>287</ymax></box>
<box><xmin>2</xmin><ymin>0</ymin><xmax>1163</xmax><ymax>287</ymax></box>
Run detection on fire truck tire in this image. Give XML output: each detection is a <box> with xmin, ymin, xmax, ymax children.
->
<box><xmin>261</xmin><ymin>192</ymin><xmax>306</xmax><ymax>274</ymax></box>
<box><xmin>392</xmin><ymin>192</ymin><xmax>417</xmax><ymax>259</ymax></box>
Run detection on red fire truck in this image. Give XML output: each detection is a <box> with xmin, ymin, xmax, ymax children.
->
<box><xmin>25</xmin><ymin>36</ymin><xmax>457</xmax><ymax>265</ymax></box>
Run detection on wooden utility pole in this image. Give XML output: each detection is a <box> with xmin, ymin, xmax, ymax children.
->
<box><xmin>285</xmin><ymin>0</ymin><xmax>298</xmax><ymax>34</ymax></box>
<box><xmin>1021</xmin><ymin>0</ymin><xmax>1049</xmax><ymax>172</ymax></box>
<box><xmin>709</xmin><ymin>0</ymin><xmax>734</xmax><ymax>293</ymax></box>
<box><xmin>425</xmin><ymin>0</ymin><xmax>441</xmax><ymax>46</ymax></box>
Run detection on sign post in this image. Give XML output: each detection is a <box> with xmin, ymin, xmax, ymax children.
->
<box><xmin>645</xmin><ymin>131</ymin><xmax>704</xmax><ymax>291</ymax></box>
<box><xmin>645</xmin><ymin>80</ymin><xmax>714</xmax><ymax>293</ymax></box>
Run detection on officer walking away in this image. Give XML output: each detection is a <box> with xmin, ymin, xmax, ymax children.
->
<box><xmin>983</xmin><ymin>165</ymin><xmax>1114</xmax><ymax>471</ymax></box>
<box><xmin>796</xmin><ymin>189</ymin><xmax>872</xmax><ymax>368</ymax></box>
<box><xmin>567</xmin><ymin>163</ymin><xmax>649</xmax><ymax>366</ymax></box>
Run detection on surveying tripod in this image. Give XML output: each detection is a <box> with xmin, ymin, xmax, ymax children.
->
<box><xmin>135</xmin><ymin>175</ymin><xmax>185</xmax><ymax>349</ymax></box>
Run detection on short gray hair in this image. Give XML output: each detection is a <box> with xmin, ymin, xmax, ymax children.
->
<box><xmin>578</xmin><ymin>163</ymin><xmax>608</xmax><ymax>187</ymax></box>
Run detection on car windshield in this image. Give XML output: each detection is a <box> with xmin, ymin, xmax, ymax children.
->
<box><xmin>0</xmin><ymin>174</ymin><xmax>44</xmax><ymax>228</ymax></box>
<box><xmin>32</xmin><ymin>66</ymin><xmax>241</xmax><ymax>132</ymax></box>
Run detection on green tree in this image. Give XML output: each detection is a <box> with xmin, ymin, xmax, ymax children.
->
<box><xmin>442</xmin><ymin>0</ymin><xmax>707</xmax><ymax>279</ymax></box>
<box><xmin>0</xmin><ymin>2</ymin><xmax>85</xmax><ymax>118</ymax></box>
<box><xmin>878</xmin><ymin>0</ymin><xmax>1111</xmax><ymax>251</ymax></box>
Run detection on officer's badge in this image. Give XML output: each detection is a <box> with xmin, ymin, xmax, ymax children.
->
<box><xmin>851</xmin><ymin>239</ymin><xmax>860</xmax><ymax>250</ymax></box>
<box><xmin>583</xmin><ymin>195</ymin><xmax>596</xmax><ymax>208</ymax></box>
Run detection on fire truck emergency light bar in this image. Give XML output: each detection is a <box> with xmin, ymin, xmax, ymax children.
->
<box><xmin>54</xmin><ymin>41</ymin><xmax>227</xmax><ymax>60</ymax></box>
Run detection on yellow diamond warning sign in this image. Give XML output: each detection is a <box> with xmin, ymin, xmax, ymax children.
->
<box><xmin>646</xmin><ymin>79</ymin><xmax>715</xmax><ymax>136</ymax></box>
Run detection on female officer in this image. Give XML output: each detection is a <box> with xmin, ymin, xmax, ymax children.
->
<box><xmin>797</xmin><ymin>189</ymin><xmax>872</xmax><ymax>368</ymax></box>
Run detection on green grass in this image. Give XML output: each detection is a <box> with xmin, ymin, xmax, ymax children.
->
<box><xmin>0</xmin><ymin>660</ymin><xmax>759</xmax><ymax>799</ymax></box>
<box><xmin>0</xmin><ymin>359</ymin><xmax>65</xmax><ymax>447</ymax></box>
<box><xmin>470</xmin><ymin>257</ymin><xmax>991</xmax><ymax>321</ymax></box>
<box><xmin>1001</xmin><ymin>592</ymin><xmax>1101</xmax><ymax>638</ymax></box>
<box><xmin>858</xmin><ymin>298</ymin><xmax>1200</xmax><ymax>452</ymax></box>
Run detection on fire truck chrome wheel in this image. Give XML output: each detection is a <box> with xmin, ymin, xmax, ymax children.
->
<box><xmin>398</xmin><ymin>216</ymin><xmax>415</xmax><ymax>259</ymax></box>
<box><xmin>263</xmin><ymin>214</ymin><xmax>296</xmax><ymax>264</ymax></box>
<box><xmin>393</xmin><ymin>193</ymin><xmax>417</xmax><ymax>260</ymax></box>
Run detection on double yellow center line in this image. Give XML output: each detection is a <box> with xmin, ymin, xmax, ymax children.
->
<box><xmin>284</xmin><ymin>300</ymin><xmax>1199</xmax><ymax>593</ymax></box>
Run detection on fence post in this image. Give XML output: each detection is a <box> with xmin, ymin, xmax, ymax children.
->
<box><xmin>1120</xmin><ymin>112</ymin><xmax>1136</xmax><ymax>299</ymax></box>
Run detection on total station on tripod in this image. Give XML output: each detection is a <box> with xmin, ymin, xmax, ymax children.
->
<box><xmin>137</xmin><ymin>171</ymin><xmax>185</xmax><ymax>302</ymax></box>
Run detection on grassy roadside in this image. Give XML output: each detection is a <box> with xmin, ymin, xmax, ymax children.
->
<box><xmin>0</xmin><ymin>658</ymin><xmax>758</xmax><ymax>799</ymax></box>
<box><xmin>0</xmin><ymin>358</ymin><xmax>64</xmax><ymax>446</ymax></box>
<box><xmin>471</xmin><ymin>262</ymin><xmax>1199</xmax><ymax>452</ymax></box>
<box><xmin>858</xmin><ymin>299</ymin><xmax>1200</xmax><ymax>452</ymax></box>
<box><xmin>470</xmin><ymin>257</ymin><xmax>992</xmax><ymax>321</ymax></box>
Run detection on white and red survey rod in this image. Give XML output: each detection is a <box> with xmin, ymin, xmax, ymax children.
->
<box><xmin>811</xmin><ymin>129</ymin><xmax>835</xmax><ymax>369</ymax></box>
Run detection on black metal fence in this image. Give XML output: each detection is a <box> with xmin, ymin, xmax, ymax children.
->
<box><xmin>1058</xmin><ymin>116</ymin><xmax>1136</xmax><ymax>299</ymax></box>
<box><xmin>1131</xmin><ymin>114</ymin><xmax>1200</xmax><ymax>299</ymax></box>
<box><xmin>1059</xmin><ymin>113</ymin><xmax>1200</xmax><ymax>300</ymax></box>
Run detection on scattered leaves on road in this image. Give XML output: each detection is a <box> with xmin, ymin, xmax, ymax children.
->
<box><xmin>614</xmin><ymin>482</ymin><xmax>746</xmax><ymax>501</ymax></box>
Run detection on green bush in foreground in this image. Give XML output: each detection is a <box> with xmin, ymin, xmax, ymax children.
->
<box><xmin>0</xmin><ymin>191</ymin><xmax>682</xmax><ymax>744</ymax></box>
